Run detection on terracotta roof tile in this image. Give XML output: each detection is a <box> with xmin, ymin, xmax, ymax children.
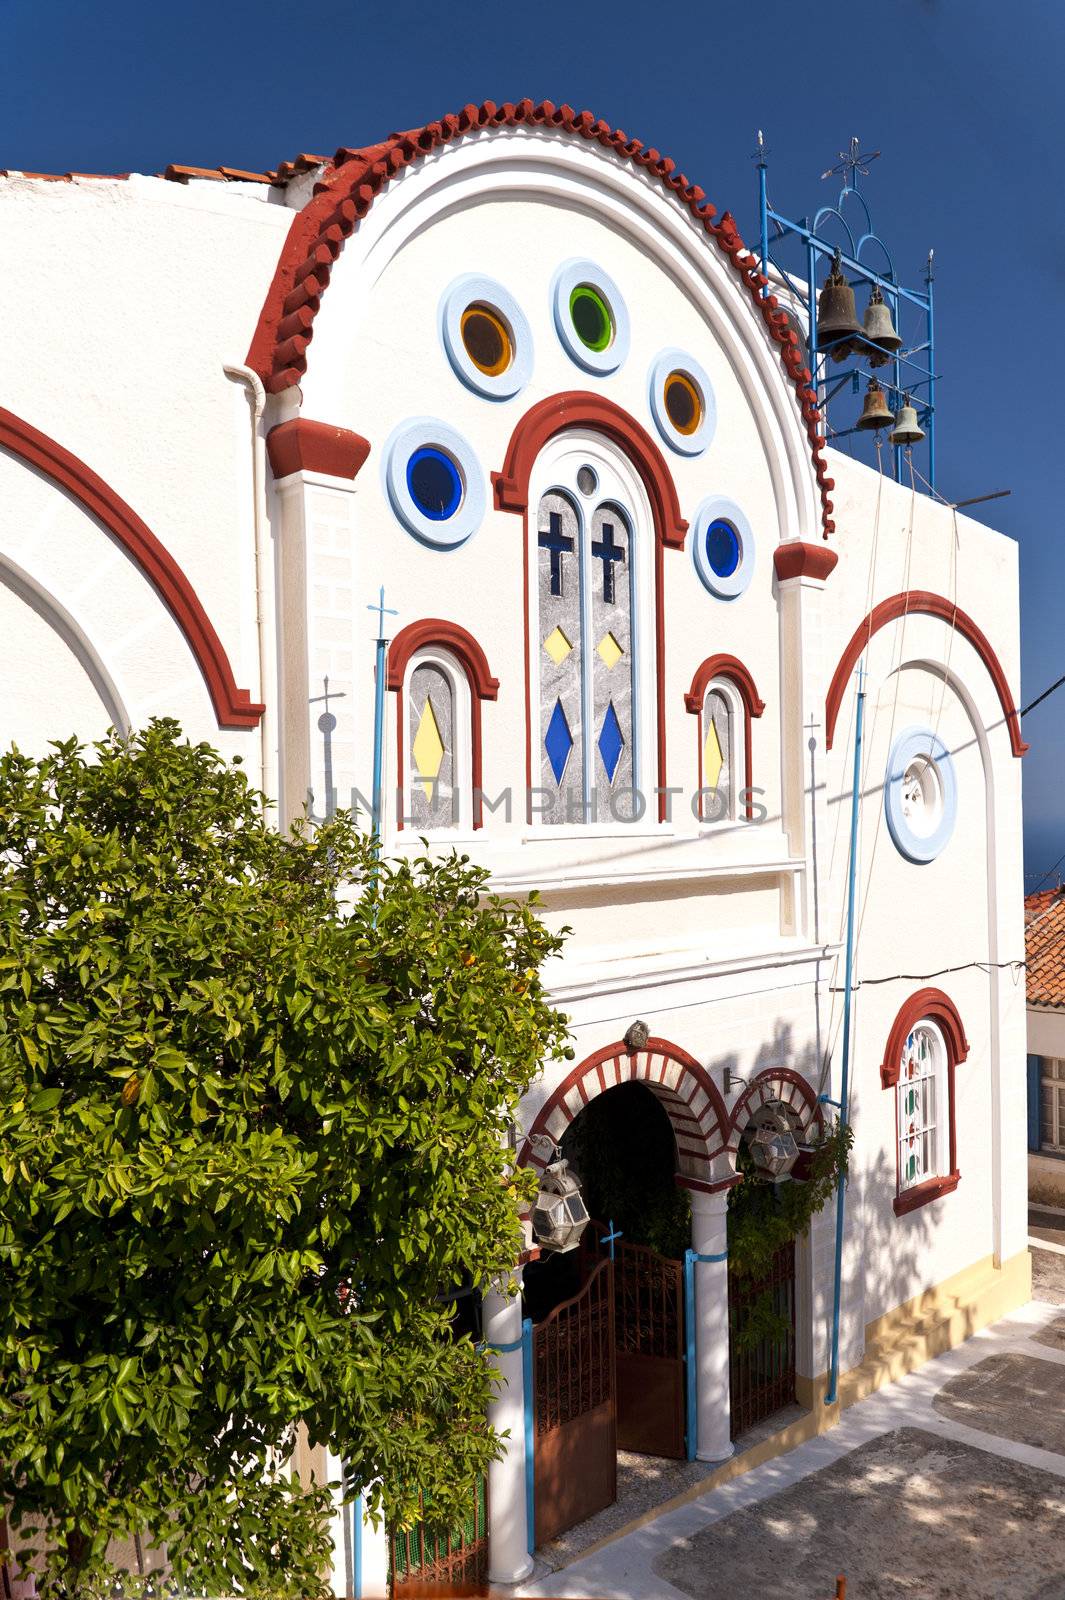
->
<box><xmin>0</xmin><ymin>152</ymin><xmax>328</xmax><ymax>188</ymax></box>
<box><xmin>1026</xmin><ymin>888</ymin><xmax>1065</xmax><ymax>1006</ymax></box>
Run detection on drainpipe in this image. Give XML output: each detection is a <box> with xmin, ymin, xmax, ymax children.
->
<box><xmin>224</xmin><ymin>363</ymin><xmax>272</xmax><ymax>801</ymax></box>
<box><xmin>825</xmin><ymin>662</ymin><xmax>865</xmax><ymax>1407</ymax></box>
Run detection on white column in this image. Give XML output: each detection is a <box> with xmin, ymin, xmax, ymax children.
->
<box><xmin>485</xmin><ymin>1272</ymin><xmax>533</xmax><ymax>1585</ymax></box>
<box><xmin>690</xmin><ymin>1187</ymin><xmax>733</xmax><ymax>1463</ymax></box>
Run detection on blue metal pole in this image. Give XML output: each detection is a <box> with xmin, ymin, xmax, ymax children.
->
<box><xmin>353</xmin><ymin>1489</ymin><xmax>362</xmax><ymax>1600</ymax></box>
<box><xmin>926</xmin><ymin>254</ymin><xmax>936</xmax><ymax>492</ymax></box>
<box><xmin>825</xmin><ymin>663</ymin><xmax>865</xmax><ymax>1407</ymax></box>
<box><xmin>521</xmin><ymin>1317</ymin><xmax>535</xmax><ymax>1556</ymax></box>
<box><xmin>370</xmin><ymin>632</ymin><xmax>386</xmax><ymax>851</ymax></box>
<box><xmin>758</xmin><ymin>141</ymin><xmax>769</xmax><ymax>298</ymax></box>
<box><xmin>684</xmin><ymin>1249</ymin><xmax>696</xmax><ymax>1460</ymax></box>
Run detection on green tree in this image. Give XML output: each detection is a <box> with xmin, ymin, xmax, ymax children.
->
<box><xmin>0</xmin><ymin>722</ymin><xmax>569</xmax><ymax>1599</ymax></box>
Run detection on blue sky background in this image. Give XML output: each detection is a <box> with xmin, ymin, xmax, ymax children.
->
<box><xmin>5</xmin><ymin>0</ymin><xmax>1062</xmax><ymax>883</ymax></box>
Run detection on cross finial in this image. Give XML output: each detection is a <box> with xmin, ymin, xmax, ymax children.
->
<box><xmin>366</xmin><ymin>584</ymin><xmax>399</xmax><ymax>640</ymax></box>
<box><xmin>752</xmin><ymin>128</ymin><xmax>769</xmax><ymax>168</ymax></box>
<box><xmin>821</xmin><ymin>135</ymin><xmax>881</xmax><ymax>191</ymax></box>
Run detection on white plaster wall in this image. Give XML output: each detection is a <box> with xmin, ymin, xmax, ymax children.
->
<box><xmin>0</xmin><ymin>171</ymin><xmax>292</xmax><ymax>725</ymax></box>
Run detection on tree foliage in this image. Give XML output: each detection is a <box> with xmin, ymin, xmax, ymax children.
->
<box><xmin>0</xmin><ymin>722</ymin><xmax>569</xmax><ymax>1598</ymax></box>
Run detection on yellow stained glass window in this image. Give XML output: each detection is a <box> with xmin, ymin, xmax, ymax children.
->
<box><xmin>543</xmin><ymin>626</ymin><xmax>573</xmax><ymax>665</ymax></box>
<box><xmin>597</xmin><ymin>631</ymin><xmax>624</xmax><ymax>670</ymax></box>
<box><xmin>412</xmin><ymin>696</ymin><xmax>445</xmax><ymax>798</ymax></box>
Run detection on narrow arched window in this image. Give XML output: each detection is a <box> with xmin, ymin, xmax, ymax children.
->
<box><xmin>534</xmin><ymin>450</ymin><xmax>643</xmax><ymax>826</ymax></box>
<box><xmin>403</xmin><ymin>649</ymin><xmax>472</xmax><ymax>832</ymax></box>
<box><xmin>699</xmin><ymin>682</ymin><xmax>740</xmax><ymax>822</ymax></box>
<box><xmin>896</xmin><ymin>1021</ymin><xmax>948</xmax><ymax>1194</ymax></box>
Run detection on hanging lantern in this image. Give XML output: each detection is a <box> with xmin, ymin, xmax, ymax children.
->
<box><xmin>862</xmin><ymin>285</ymin><xmax>902</xmax><ymax>368</ymax></box>
<box><xmin>816</xmin><ymin>249</ymin><xmax>861</xmax><ymax>362</ymax></box>
<box><xmin>856</xmin><ymin>377</ymin><xmax>894</xmax><ymax>432</ymax></box>
<box><xmin>746</xmin><ymin>1109</ymin><xmax>799</xmax><ymax>1179</ymax></box>
<box><xmin>890</xmin><ymin>393</ymin><xmax>926</xmax><ymax>447</ymax></box>
<box><xmin>531</xmin><ymin>1155</ymin><xmax>590</xmax><ymax>1254</ymax></box>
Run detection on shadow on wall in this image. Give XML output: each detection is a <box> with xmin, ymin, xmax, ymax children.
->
<box><xmin>855</xmin><ymin>1136</ymin><xmax>946</xmax><ymax>1336</ymax></box>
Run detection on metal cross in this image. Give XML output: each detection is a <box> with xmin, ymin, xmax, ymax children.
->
<box><xmin>752</xmin><ymin>128</ymin><xmax>770</xmax><ymax>169</ymax></box>
<box><xmin>599</xmin><ymin>1219</ymin><xmax>623</xmax><ymax>1261</ymax></box>
<box><xmin>538</xmin><ymin>511</ymin><xmax>575</xmax><ymax>598</ymax></box>
<box><xmin>367</xmin><ymin>584</ymin><xmax>399</xmax><ymax>641</ymax></box>
<box><xmin>821</xmin><ymin>136</ymin><xmax>881</xmax><ymax>192</ymax></box>
<box><xmin>591</xmin><ymin>520</ymin><xmax>626</xmax><ymax>603</ymax></box>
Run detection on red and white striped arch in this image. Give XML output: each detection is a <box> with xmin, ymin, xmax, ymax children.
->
<box><xmin>725</xmin><ymin>1068</ymin><xmax>823</xmax><ymax>1160</ymax></box>
<box><xmin>520</xmin><ymin>1037</ymin><xmax>735</xmax><ymax>1191</ymax></box>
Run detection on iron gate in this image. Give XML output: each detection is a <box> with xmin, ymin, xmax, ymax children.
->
<box><xmin>388</xmin><ymin>1477</ymin><xmax>489</xmax><ymax>1596</ymax></box>
<box><xmin>533</xmin><ymin>1256</ymin><xmax>616</xmax><ymax>1545</ymax></box>
<box><xmin>728</xmin><ymin>1239</ymin><xmax>796</xmax><ymax>1437</ymax></box>
<box><xmin>583</xmin><ymin>1229</ymin><xmax>685</xmax><ymax>1458</ymax></box>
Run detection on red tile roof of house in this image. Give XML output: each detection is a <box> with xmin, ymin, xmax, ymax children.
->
<box><xmin>0</xmin><ymin>153</ymin><xmax>328</xmax><ymax>186</ymax></box>
<box><xmin>1026</xmin><ymin>887</ymin><xmax>1065</xmax><ymax>1007</ymax></box>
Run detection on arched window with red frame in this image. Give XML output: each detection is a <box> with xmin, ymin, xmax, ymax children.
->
<box><xmin>880</xmin><ymin>989</ymin><xmax>968</xmax><ymax>1216</ymax></box>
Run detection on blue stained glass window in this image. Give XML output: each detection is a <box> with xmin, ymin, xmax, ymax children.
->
<box><xmin>407</xmin><ymin>447</ymin><xmax>463</xmax><ymax>520</ymax></box>
<box><xmin>545</xmin><ymin>698</ymin><xmax>574</xmax><ymax>785</ymax></box>
<box><xmin>597</xmin><ymin>701</ymin><xmax>625</xmax><ymax>783</ymax></box>
<box><xmin>706</xmin><ymin>519</ymin><xmax>740</xmax><ymax>578</ymax></box>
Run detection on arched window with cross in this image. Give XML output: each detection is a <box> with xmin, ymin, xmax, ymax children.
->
<box><xmin>533</xmin><ymin>444</ymin><xmax>643</xmax><ymax>825</ymax></box>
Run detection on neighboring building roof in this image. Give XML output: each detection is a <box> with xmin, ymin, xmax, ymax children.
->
<box><xmin>1026</xmin><ymin>888</ymin><xmax>1065</xmax><ymax>1007</ymax></box>
<box><xmin>0</xmin><ymin>153</ymin><xmax>328</xmax><ymax>186</ymax></box>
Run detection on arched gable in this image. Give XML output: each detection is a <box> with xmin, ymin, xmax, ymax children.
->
<box><xmin>684</xmin><ymin>655</ymin><xmax>765</xmax><ymax>823</ymax></box>
<box><xmin>0</xmin><ymin>407</ymin><xmax>263</xmax><ymax>731</ymax></box>
<box><xmin>880</xmin><ymin>988</ymin><xmax>969</xmax><ymax>1091</ymax></box>
<box><xmin>521</xmin><ymin>1036</ymin><xmax>735</xmax><ymax>1191</ymax></box>
<box><xmin>245</xmin><ymin>99</ymin><xmax>834</xmax><ymax>538</ymax></box>
<box><xmin>726</xmin><ymin>1067</ymin><xmax>823</xmax><ymax>1159</ymax></box>
<box><xmin>825</xmin><ymin>592</ymin><xmax>1026</xmax><ymax>757</ymax></box>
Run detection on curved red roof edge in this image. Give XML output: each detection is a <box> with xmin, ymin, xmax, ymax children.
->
<box><xmin>825</xmin><ymin>591</ymin><xmax>1028</xmax><ymax>758</ymax></box>
<box><xmin>0</xmin><ymin>407</ymin><xmax>264</xmax><ymax>731</ymax></box>
<box><xmin>245</xmin><ymin>98</ymin><xmax>835</xmax><ymax>540</ymax></box>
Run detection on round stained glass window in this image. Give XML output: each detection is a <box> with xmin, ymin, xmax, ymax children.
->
<box><xmin>407</xmin><ymin>447</ymin><xmax>463</xmax><ymax>521</ymax></box>
<box><xmin>664</xmin><ymin>371</ymin><xmax>703</xmax><ymax>435</ymax></box>
<box><xmin>570</xmin><ymin>284</ymin><xmax>613</xmax><ymax>353</ymax></box>
<box><xmin>577</xmin><ymin>465</ymin><xmax>598</xmax><ymax>497</ymax></box>
<box><xmin>439</xmin><ymin>275</ymin><xmax>533</xmax><ymax>399</ymax></box>
<box><xmin>691</xmin><ymin>497</ymin><xmax>754</xmax><ymax>599</ymax></box>
<box><xmin>551</xmin><ymin>260</ymin><xmax>629</xmax><ymax>375</ymax></box>
<box><xmin>460</xmin><ymin>304</ymin><xmax>512</xmax><ymax>376</ymax></box>
<box><xmin>648</xmin><ymin>349</ymin><xmax>716</xmax><ymax>456</ymax></box>
<box><xmin>706</xmin><ymin>520</ymin><xmax>740</xmax><ymax>578</ymax></box>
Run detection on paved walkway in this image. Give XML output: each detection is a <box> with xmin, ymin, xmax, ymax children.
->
<box><xmin>518</xmin><ymin>1282</ymin><xmax>1065</xmax><ymax>1600</ymax></box>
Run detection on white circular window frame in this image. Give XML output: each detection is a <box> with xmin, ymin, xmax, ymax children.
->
<box><xmin>884</xmin><ymin>727</ymin><xmax>957</xmax><ymax>864</ymax></box>
<box><xmin>438</xmin><ymin>273</ymin><xmax>533</xmax><ymax>400</ymax></box>
<box><xmin>648</xmin><ymin>348</ymin><xmax>717</xmax><ymax>456</ymax></box>
<box><xmin>551</xmin><ymin>258</ymin><xmax>630</xmax><ymax>376</ymax></box>
<box><xmin>382</xmin><ymin>417</ymin><xmax>486</xmax><ymax>549</ymax></box>
<box><xmin>691</xmin><ymin>496</ymin><xmax>756</xmax><ymax>600</ymax></box>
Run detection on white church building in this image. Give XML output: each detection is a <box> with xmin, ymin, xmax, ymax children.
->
<box><xmin>0</xmin><ymin>99</ymin><xmax>1031</xmax><ymax>1593</ymax></box>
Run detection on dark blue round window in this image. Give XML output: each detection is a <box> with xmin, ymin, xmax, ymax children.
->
<box><xmin>407</xmin><ymin>447</ymin><xmax>463</xmax><ymax>521</ymax></box>
<box><xmin>706</xmin><ymin>519</ymin><xmax>740</xmax><ymax>579</ymax></box>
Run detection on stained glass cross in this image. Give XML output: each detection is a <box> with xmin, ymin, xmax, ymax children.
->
<box><xmin>592</xmin><ymin>520</ymin><xmax>626</xmax><ymax>603</ymax></box>
<box><xmin>538</xmin><ymin>512</ymin><xmax>574</xmax><ymax>598</ymax></box>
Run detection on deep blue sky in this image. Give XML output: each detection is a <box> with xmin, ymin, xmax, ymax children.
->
<box><xmin>6</xmin><ymin>0</ymin><xmax>1063</xmax><ymax>883</ymax></box>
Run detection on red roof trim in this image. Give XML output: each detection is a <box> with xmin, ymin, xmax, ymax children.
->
<box><xmin>0</xmin><ymin>407</ymin><xmax>264</xmax><ymax>731</ymax></box>
<box><xmin>825</xmin><ymin>591</ymin><xmax>1028</xmax><ymax>758</ymax></box>
<box><xmin>266</xmin><ymin>419</ymin><xmax>371</xmax><ymax>481</ymax></box>
<box><xmin>244</xmin><ymin>99</ymin><xmax>834</xmax><ymax>539</ymax></box>
<box><xmin>386</xmin><ymin>618</ymin><xmax>499</xmax><ymax>699</ymax></box>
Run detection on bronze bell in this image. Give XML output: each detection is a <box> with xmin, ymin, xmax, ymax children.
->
<box><xmin>890</xmin><ymin>394</ymin><xmax>925</xmax><ymax>446</ymax></box>
<box><xmin>862</xmin><ymin>285</ymin><xmax>903</xmax><ymax>368</ymax></box>
<box><xmin>856</xmin><ymin>378</ymin><xmax>894</xmax><ymax>432</ymax></box>
<box><xmin>816</xmin><ymin>249</ymin><xmax>861</xmax><ymax>362</ymax></box>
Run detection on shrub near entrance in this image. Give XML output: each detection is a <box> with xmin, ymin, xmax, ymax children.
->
<box><xmin>0</xmin><ymin>722</ymin><xmax>570</xmax><ymax>1600</ymax></box>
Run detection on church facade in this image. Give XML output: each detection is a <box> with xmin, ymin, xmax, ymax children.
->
<box><xmin>0</xmin><ymin>100</ymin><xmax>1030</xmax><ymax>1592</ymax></box>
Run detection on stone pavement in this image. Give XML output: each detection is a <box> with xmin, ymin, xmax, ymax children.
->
<box><xmin>518</xmin><ymin>1284</ymin><xmax>1065</xmax><ymax>1600</ymax></box>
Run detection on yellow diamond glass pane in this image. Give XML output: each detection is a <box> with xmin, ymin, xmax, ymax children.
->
<box><xmin>543</xmin><ymin>626</ymin><xmax>573</xmax><ymax>665</ymax></box>
<box><xmin>703</xmin><ymin>718</ymin><xmax>724</xmax><ymax>791</ymax></box>
<box><xmin>597</xmin><ymin>631</ymin><xmax>624</xmax><ymax>670</ymax></box>
<box><xmin>412</xmin><ymin>696</ymin><xmax>445</xmax><ymax>799</ymax></box>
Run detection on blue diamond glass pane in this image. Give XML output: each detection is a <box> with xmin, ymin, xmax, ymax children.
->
<box><xmin>598</xmin><ymin>701</ymin><xmax>625</xmax><ymax>783</ymax></box>
<box><xmin>545</xmin><ymin>698</ymin><xmax>573</xmax><ymax>786</ymax></box>
<box><xmin>706</xmin><ymin>518</ymin><xmax>740</xmax><ymax>578</ymax></box>
<box><xmin>407</xmin><ymin>447</ymin><xmax>463</xmax><ymax>520</ymax></box>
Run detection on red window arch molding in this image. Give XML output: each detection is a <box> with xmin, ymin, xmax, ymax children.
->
<box><xmin>684</xmin><ymin>655</ymin><xmax>765</xmax><ymax>820</ymax></box>
<box><xmin>882</xmin><ymin>988</ymin><xmax>968</xmax><ymax>1216</ymax></box>
<box><xmin>386</xmin><ymin>619</ymin><xmax>499</xmax><ymax>829</ymax></box>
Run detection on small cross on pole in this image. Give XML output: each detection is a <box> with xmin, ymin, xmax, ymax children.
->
<box><xmin>367</xmin><ymin>586</ymin><xmax>399</xmax><ymax>854</ymax></box>
<box><xmin>600</xmin><ymin>1219</ymin><xmax>623</xmax><ymax>1261</ymax></box>
<box><xmin>821</xmin><ymin>135</ymin><xmax>881</xmax><ymax>194</ymax></box>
